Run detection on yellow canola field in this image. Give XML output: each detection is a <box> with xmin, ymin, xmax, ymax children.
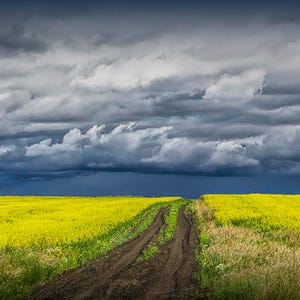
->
<box><xmin>0</xmin><ymin>196</ymin><xmax>179</xmax><ymax>248</ymax></box>
<box><xmin>203</xmin><ymin>194</ymin><xmax>300</xmax><ymax>232</ymax></box>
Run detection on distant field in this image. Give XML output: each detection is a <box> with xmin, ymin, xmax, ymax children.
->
<box><xmin>0</xmin><ymin>196</ymin><xmax>180</xmax><ymax>299</ymax></box>
<box><xmin>196</xmin><ymin>194</ymin><xmax>300</xmax><ymax>300</ymax></box>
<box><xmin>0</xmin><ymin>196</ymin><xmax>179</xmax><ymax>247</ymax></box>
<box><xmin>203</xmin><ymin>194</ymin><xmax>300</xmax><ymax>231</ymax></box>
<box><xmin>4</xmin><ymin>194</ymin><xmax>300</xmax><ymax>299</ymax></box>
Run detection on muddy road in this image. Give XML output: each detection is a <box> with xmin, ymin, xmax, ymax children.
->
<box><xmin>28</xmin><ymin>206</ymin><xmax>201</xmax><ymax>300</ymax></box>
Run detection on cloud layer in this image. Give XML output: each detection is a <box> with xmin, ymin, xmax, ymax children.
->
<box><xmin>1</xmin><ymin>11</ymin><xmax>300</xmax><ymax>181</ymax></box>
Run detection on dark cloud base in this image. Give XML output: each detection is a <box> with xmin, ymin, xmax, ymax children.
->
<box><xmin>1</xmin><ymin>172</ymin><xmax>300</xmax><ymax>198</ymax></box>
<box><xmin>3</xmin><ymin>0</ymin><xmax>300</xmax><ymax>15</ymax></box>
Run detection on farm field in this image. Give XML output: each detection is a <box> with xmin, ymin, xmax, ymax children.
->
<box><xmin>0</xmin><ymin>196</ymin><xmax>181</xmax><ymax>299</ymax></box>
<box><xmin>29</xmin><ymin>198</ymin><xmax>198</xmax><ymax>300</ymax></box>
<box><xmin>3</xmin><ymin>194</ymin><xmax>300</xmax><ymax>300</ymax></box>
<box><xmin>196</xmin><ymin>194</ymin><xmax>300</xmax><ymax>300</ymax></box>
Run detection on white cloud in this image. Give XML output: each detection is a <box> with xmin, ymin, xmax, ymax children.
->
<box><xmin>25</xmin><ymin>123</ymin><xmax>259</xmax><ymax>173</ymax></box>
<box><xmin>203</xmin><ymin>70</ymin><xmax>266</xmax><ymax>101</ymax></box>
<box><xmin>209</xmin><ymin>141</ymin><xmax>258</xmax><ymax>168</ymax></box>
<box><xmin>25</xmin><ymin>123</ymin><xmax>171</xmax><ymax>167</ymax></box>
<box><xmin>0</xmin><ymin>145</ymin><xmax>16</xmax><ymax>156</ymax></box>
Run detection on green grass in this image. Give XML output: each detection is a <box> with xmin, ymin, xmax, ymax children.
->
<box><xmin>138</xmin><ymin>199</ymin><xmax>190</xmax><ymax>262</ymax></box>
<box><xmin>158</xmin><ymin>199</ymin><xmax>189</xmax><ymax>243</ymax></box>
<box><xmin>138</xmin><ymin>244</ymin><xmax>159</xmax><ymax>261</ymax></box>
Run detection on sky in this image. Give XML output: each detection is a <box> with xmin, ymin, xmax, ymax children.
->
<box><xmin>1</xmin><ymin>0</ymin><xmax>300</xmax><ymax>197</ymax></box>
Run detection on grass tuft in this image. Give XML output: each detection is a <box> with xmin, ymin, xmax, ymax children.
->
<box><xmin>138</xmin><ymin>199</ymin><xmax>190</xmax><ymax>262</ymax></box>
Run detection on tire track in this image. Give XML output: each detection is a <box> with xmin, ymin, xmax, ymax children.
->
<box><xmin>28</xmin><ymin>205</ymin><xmax>201</xmax><ymax>300</ymax></box>
<box><xmin>140</xmin><ymin>206</ymin><xmax>199</xmax><ymax>300</ymax></box>
<box><xmin>28</xmin><ymin>208</ymin><xmax>168</xmax><ymax>300</ymax></box>
<box><xmin>95</xmin><ymin>206</ymin><xmax>199</xmax><ymax>300</ymax></box>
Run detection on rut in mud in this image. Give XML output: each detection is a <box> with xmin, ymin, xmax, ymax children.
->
<box><xmin>28</xmin><ymin>205</ymin><xmax>201</xmax><ymax>300</ymax></box>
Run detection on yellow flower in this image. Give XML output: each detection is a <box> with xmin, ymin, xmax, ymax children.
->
<box><xmin>203</xmin><ymin>194</ymin><xmax>300</xmax><ymax>232</ymax></box>
<box><xmin>0</xmin><ymin>196</ymin><xmax>179</xmax><ymax>248</ymax></box>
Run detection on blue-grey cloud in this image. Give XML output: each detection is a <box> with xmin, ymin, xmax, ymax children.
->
<box><xmin>0</xmin><ymin>25</ymin><xmax>46</xmax><ymax>56</ymax></box>
<box><xmin>0</xmin><ymin>9</ymin><xmax>300</xmax><ymax>185</ymax></box>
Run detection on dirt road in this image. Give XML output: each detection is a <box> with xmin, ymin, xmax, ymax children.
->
<box><xmin>28</xmin><ymin>206</ymin><xmax>201</xmax><ymax>300</ymax></box>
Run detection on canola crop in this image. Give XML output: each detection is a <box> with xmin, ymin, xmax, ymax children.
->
<box><xmin>0</xmin><ymin>196</ymin><xmax>179</xmax><ymax>248</ymax></box>
<box><xmin>202</xmin><ymin>194</ymin><xmax>300</xmax><ymax>232</ymax></box>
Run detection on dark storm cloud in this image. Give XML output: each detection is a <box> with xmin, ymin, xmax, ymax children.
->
<box><xmin>1</xmin><ymin>2</ymin><xmax>300</xmax><ymax>184</ymax></box>
<box><xmin>3</xmin><ymin>0</ymin><xmax>300</xmax><ymax>16</ymax></box>
<box><xmin>0</xmin><ymin>25</ymin><xmax>46</xmax><ymax>56</ymax></box>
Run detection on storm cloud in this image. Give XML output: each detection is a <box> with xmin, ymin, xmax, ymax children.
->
<box><xmin>1</xmin><ymin>1</ymin><xmax>300</xmax><ymax>187</ymax></box>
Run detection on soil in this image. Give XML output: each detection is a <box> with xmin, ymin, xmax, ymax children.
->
<box><xmin>28</xmin><ymin>206</ymin><xmax>205</xmax><ymax>300</ymax></box>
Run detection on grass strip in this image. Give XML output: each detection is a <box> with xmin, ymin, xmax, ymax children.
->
<box><xmin>138</xmin><ymin>199</ymin><xmax>189</xmax><ymax>262</ymax></box>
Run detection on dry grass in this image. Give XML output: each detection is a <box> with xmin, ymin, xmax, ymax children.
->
<box><xmin>195</xmin><ymin>201</ymin><xmax>300</xmax><ymax>300</ymax></box>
